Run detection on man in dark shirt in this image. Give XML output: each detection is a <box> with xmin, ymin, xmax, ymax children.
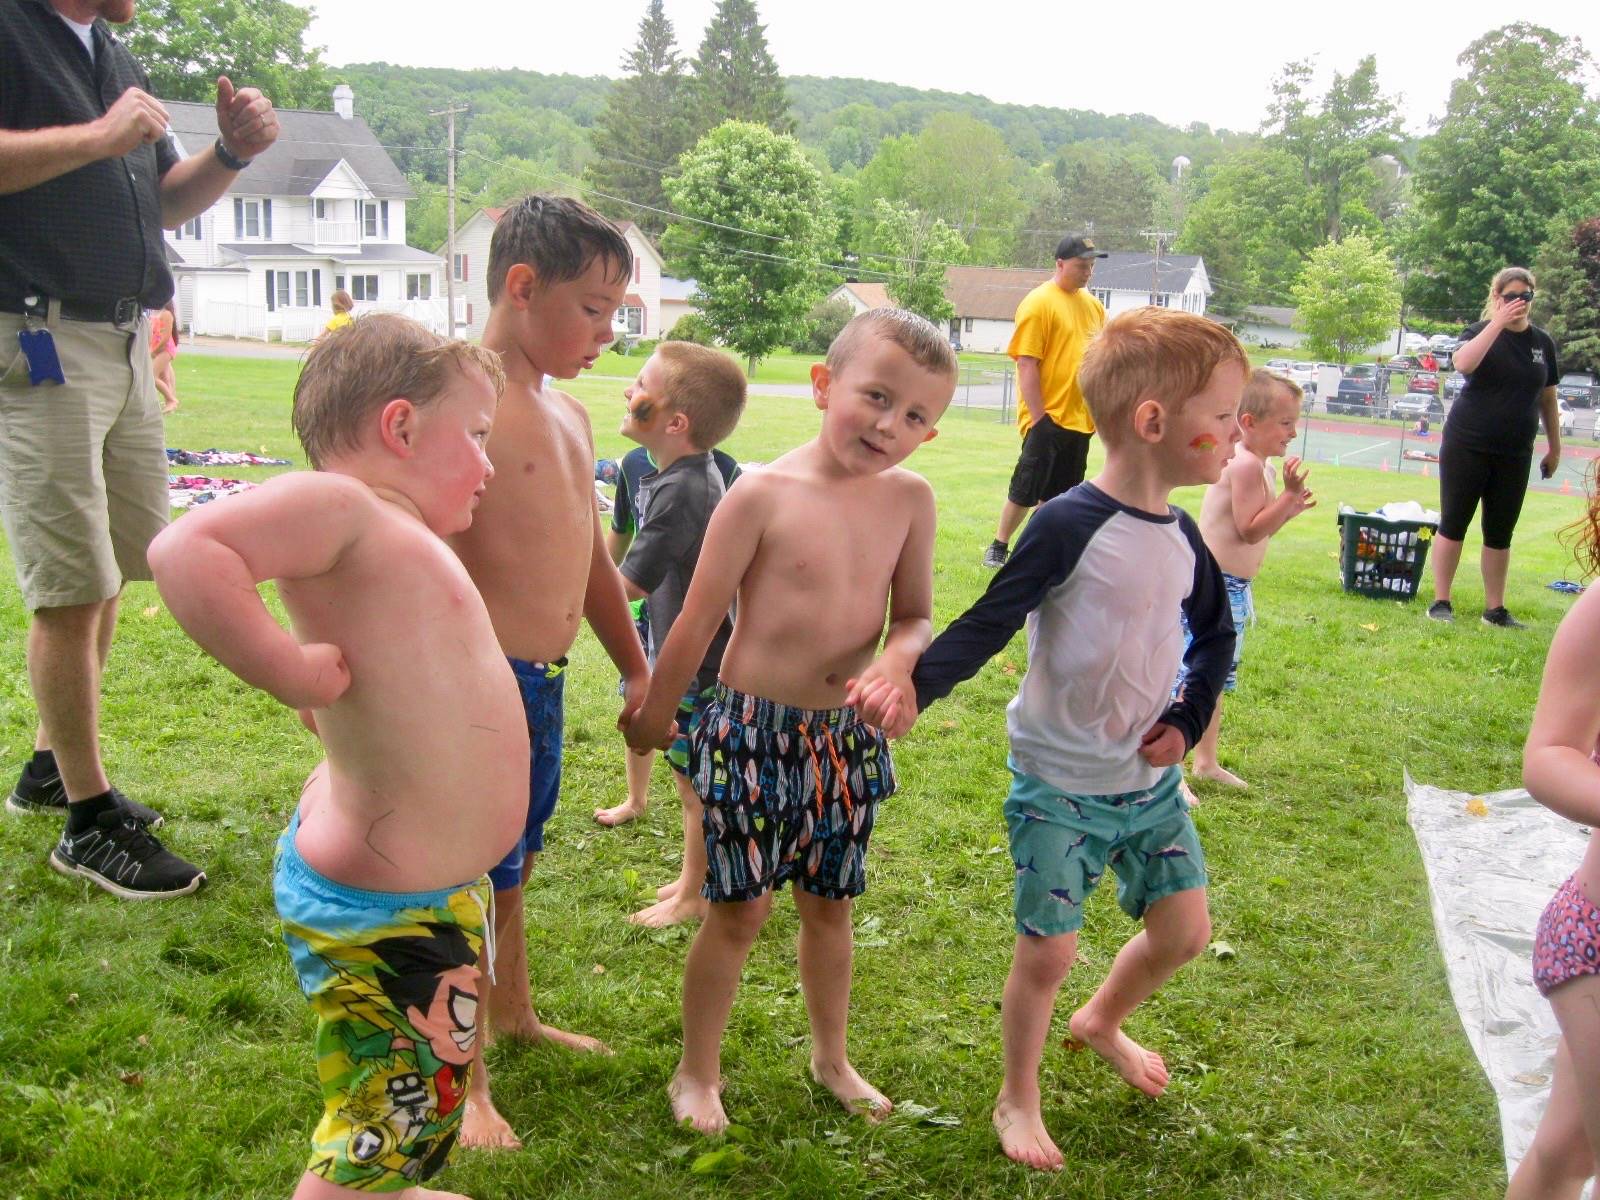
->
<box><xmin>0</xmin><ymin>0</ymin><xmax>279</xmax><ymax>898</ymax></box>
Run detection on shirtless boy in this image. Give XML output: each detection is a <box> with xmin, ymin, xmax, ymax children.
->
<box><xmin>446</xmin><ymin>194</ymin><xmax>650</xmax><ymax>1150</ymax></box>
<box><xmin>1179</xmin><ymin>368</ymin><xmax>1314</xmax><ymax>790</ymax></box>
<box><xmin>148</xmin><ymin>314</ymin><xmax>525</xmax><ymax>1198</ymax></box>
<box><xmin>625</xmin><ymin>308</ymin><xmax>957</xmax><ymax>1134</ymax></box>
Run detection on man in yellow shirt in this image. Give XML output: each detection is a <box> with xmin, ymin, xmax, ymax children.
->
<box><xmin>983</xmin><ymin>235</ymin><xmax>1108</xmax><ymax>568</ymax></box>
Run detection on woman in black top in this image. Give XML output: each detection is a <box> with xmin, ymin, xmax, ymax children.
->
<box><xmin>1428</xmin><ymin>267</ymin><xmax>1561</xmax><ymax>628</ymax></box>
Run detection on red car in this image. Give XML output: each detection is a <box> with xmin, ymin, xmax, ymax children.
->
<box><xmin>1410</xmin><ymin>370</ymin><xmax>1439</xmax><ymax>394</ymax></box>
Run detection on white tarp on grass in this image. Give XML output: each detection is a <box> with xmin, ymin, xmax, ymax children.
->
<box><xmin>1405</xmin><ymin>770</ymin><xmax>1593</xmax><ymax>1189</ymax></box>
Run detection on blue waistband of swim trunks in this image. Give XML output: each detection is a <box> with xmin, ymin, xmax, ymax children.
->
<box><xmin>712</xmin><ymin>682</ymin><xmax>859</xmax><ymax>733</ymax></box>
<box><xmin>278</xmin><ymin>811</ymin><xmax>482</xmax><ymax>911</ymax></box>
<box><xmin>508</xmin><ymin>655</ymin><xmax>568</xmax><ymax>681</ymax></box>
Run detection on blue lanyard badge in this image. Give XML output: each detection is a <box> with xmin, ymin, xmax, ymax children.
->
<box><xmin>17</xmin><ymin>327</ymin><xmax>67</xmax><ymax>386</ymax></box>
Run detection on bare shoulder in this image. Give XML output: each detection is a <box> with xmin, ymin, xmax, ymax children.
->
<box><xmin>879</xmin><ymin>464</ymin><xmax>936</xmax><ymax>510</ymax></box>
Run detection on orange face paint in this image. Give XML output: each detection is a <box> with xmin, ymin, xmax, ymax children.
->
<box><xmin>1189</xmin><ymin>435</ymin><xmax>1218</xmax><ymax>452</ymax></box>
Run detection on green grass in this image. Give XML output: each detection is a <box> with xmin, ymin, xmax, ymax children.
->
<box><xmin>2</xmin><ymin>350</ymin><xmax>1565</xmax><ymax>1198</ymax></box>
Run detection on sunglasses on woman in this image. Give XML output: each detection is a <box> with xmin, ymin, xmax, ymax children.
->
<box><xmin>1500</xmin><ymin>290</ymin><xmax>1534</xmax><ymax>303</ymax></box>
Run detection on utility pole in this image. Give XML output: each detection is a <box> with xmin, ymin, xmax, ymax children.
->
<box><xmin>430</xmin><ymin>103</ymin><xmax>469</xmax><ymax>337</ymax></box>
<box><xmin>1140</xmin><ymin>226</ymin><xmax>1176</xmax><ymax>304</ymax></box>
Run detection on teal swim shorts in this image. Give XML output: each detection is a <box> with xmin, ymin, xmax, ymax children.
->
<box><xmin>1004</xmin><ymin>762</ymin><xmax>1206</xmax><ymax>937</ymax></box>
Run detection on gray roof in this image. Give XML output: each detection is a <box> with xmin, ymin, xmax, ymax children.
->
<box><xmin>162</xmin><ymin>101</ymin><xmax>410</xmax><ymax>199</ymax></box>
<box><xmin>332</xmin><ymin>245</ymin><xmax>442</xmax><ymax>265</ymax></box>
<box><xmin>1244</xmin><ymin>305</ymin><xmax>1297</xmax><ymax>325</ymax></box>
<box><xmin>1088</xmin><ymin>252</ymin><xmax>1206</xmax><ymax>294</ymax></box>
<box><xmin>219</xmin><ymin>243</ymin><xmax>323</xmax><ymax>260</ymax></box>
<box><xmin>661</xmin><ymin>275</ymin><xmax>698</xmax><ymax>301</ymax></box>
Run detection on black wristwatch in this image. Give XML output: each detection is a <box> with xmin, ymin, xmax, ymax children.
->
<box><xmin>213</xmin><ymin>137</ymin><xmax>252</xmax><ymax>171</ymax></box>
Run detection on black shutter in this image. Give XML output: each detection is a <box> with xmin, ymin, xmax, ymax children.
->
<box><xmin>312</xmin><ymin>270</ymin><xmax>322</xmax><ymax>307</ymax></box>
<box><xmin>265</xmin><ymin>270</ymin><xmax>275</xmax><ymax>312</ymax></box>
<box><xmin>263</xmin><ymin>199</ymin><xmax>273</xmax><ymax>241</ymax></box>
<box><xmin>234</xmin><ymin>197</ymin><xmax>243</xmax><ymax>238</ymax></box>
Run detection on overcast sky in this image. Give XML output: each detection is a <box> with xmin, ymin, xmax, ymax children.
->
<box><xmin>297</xmin><ymin>1</ymin><xmax>1597</xmax><ymax>136</ymax></box>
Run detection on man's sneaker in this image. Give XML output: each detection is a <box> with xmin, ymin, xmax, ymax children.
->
<box><xmin>1482</xmin><ymin>606</ymin><xmax>1527</xmax><ymax>630</ymax></box>
<box><xmin>49</xmin><ymin>811</ymin><xmax>205</xmax><ymax>899</ymax></box>
<box><xmin>7</xmin><ymin>767</ymin><xmax>162</xmax><ymax>828</ymax></box>
<box><xmin>1425</xmin><ymin>600</ymin><xmax>1454</xmax><ymax>623</ymax></box>
<box><xmin>982</xmin><ymin>542</ymin><xmax>1010</xmax><ymax>569</ymax></box>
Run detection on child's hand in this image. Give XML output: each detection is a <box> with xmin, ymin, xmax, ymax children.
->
<box><xmin>1282</xmin><ymin>456</ymin><xmax>1311</xmax><ymax>495</ymax></box>
<box><xmin>617</xmin><ymin>668</ymin><xmax>650</xmax><ymax>732</ymax></box>
<box><xmin>1138</xmin><ymin>721</ymin><xmax>1186</xmax><ymax>768</ymax></box>
<box><xmin>848</xmin><ymin>674</ymin><xmax>918</xmax><ymax>738</ymax></box>
<box><xmin>623</xmin><ymin>704</ymin><xmax>675</xmax><ymax>754</ymax></box>
<box><xmin>275</xmin><ymin>642</ymin><xmax>349</xmax><ymax>710</ymax></box>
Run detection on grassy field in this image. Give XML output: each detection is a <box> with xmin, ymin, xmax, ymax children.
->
<box><xmin>2</xmin><ymin>350</ymin><xmax>1579</xmax><ymax>1198</ymax></box>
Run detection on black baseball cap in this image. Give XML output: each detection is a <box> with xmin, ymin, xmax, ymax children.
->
<box><xmin>1056</xmin><ymin>235</ymin><xmax>1108</xmax><ymax>261</ymax></box>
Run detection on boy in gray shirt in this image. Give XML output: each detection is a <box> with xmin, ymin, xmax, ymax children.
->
<box><xmin>617</xmin><ymin>342</ymin><xmax>747</xmax><ymax>926</ymax></box>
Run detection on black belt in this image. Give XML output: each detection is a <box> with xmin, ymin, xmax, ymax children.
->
<box><xmin>0</xmin><ymin>295</ymin><xmax>142</xmax><ymax>326</ymax></box>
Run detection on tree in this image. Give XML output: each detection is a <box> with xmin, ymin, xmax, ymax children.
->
<box><xmin>1291</xmin><ymin>234</ymin><xmax>1402</xmax><ymax>363</ymax></box>
<box><xmin>690</xmin><ymin>0</ymin><xmax>792</xmax><ymax>135</ymax></box>
<box><xmin>1177</xmin><ymin>146</ymin><xmax>1321</xmax><ymax>316</ymax></box>
<box><xmin>1534</xmin><ymin>217</ymin><xmax>1600</xmax><ymax>374</ymax></box>
<box><xmin>865</xmin><ymin>199</ymin><xmax>966</xmax><ymax>322</ymax></box>
<box><xmin>127</xmin><ymin>0</ymin><xmax>330</xmax><ymax>109</ymax></box>
<box><xmin>1406</xmin><ymin>24</ymin><xmax>1600</xmax><ymax>319</ymax></box>
<box><xmin>1017</xmin><ymin>141</ymin><xmax>1164</xmax><ymax>264</ymax></box>
<box><xmin>582</xmin><ymin>1</ymin><xmax>694</xmax><ymax>237</ymax></box>
<box><xmin>663</xmin><ymin>122</ymin><xmax>836</xmax><ymax>371</ymax></box>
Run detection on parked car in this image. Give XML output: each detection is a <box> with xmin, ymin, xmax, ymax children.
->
<box><xmin>1389</xmin><ymin>392</ymin><xmax>1444</xmax><ymax>421</ymax></box>
<box><xmin>1265</xmin><ymin>358</ymin><xmax>1295</xmax><ymax>373</ymax></box>
<box><xmin>1558</xmin><ymin>398</ymin><xmax>1576</xmax><ymax>437</ymax></box>
<box><xmin>1287</xmin><ymin>362</ymin><xmax>1319</xmax><ymax>391</ymax></box>
<box><xmin>1329</xmin><ymin>376</ymin><xmax>1378</xmax><ymax>415</ymax></box>
<box><xmin>1402</xmin><ymin>331</ymin><xmax>1429</xmax><ymax>351</ymax></box>
<box><xmin>1557</xmin><ymin>372</ymin><xmax>1595</xmax><ymax>409</ymax></box>
<box><xmin>1443</xmin><ymin>371</ymin><xmax>1467</xmax><ymax>400</ymax></box>
<box><xmin>1344</xmin><ymin>363</ymin><xmax>1377</xmax><ymax>381</ymax></box>
<box><xmin>1410</xmin><ymin>370</ymin><xmax>1439</xmax><ymax>394</ymax></box>
<box><xmin>1386</xmin><ymin>355</ymin><xmax>1422</xmax><ymax>371</ymax></box>
<box><xmin>1428</xmin><ymin>333</ymin><xmax>1461</xmax><ymax>353</ymax></box>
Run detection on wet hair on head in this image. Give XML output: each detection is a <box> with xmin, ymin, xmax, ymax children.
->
<box><xmin>1240</xmin><ymin>367</ymin><xmax>1301</xmax><ymax>422</ymax></box>
<box><xmin>1078</xmin><ymin>307</ymin><xmax>1249</xmax><ymax>445</ymax></box>
<box><xmin>293</xmin><ymin>312</ymin><xmax>505</xmax><ymax>469</ymax></box>
<box><xmin>653</xmin><ymin>342</ymin><xmax>747</xmax><ymax>450</ymax></box>
<box><xmin>825</xmin><ymin>307</ymin><xmax>959</xmax><ymax>379</ymax></box>
<box><xmin>487</xmin><ymin>193</ymin><xmax>633</xmax><ymax>303</ymax></box>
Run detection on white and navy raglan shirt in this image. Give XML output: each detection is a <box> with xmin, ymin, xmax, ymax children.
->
<box><xmin>912</xmin><ymin>482</ymin><xmax>1235</xmax><ymax>796</ymax></box>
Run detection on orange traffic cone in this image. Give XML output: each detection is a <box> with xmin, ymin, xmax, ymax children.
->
<box><xmin>1422</xmin><ymin>463</ymin><xmax>1430</xmax><ymax>478</ymax></box>
<box><xmin>1562</xmin><ymin>477</ymin><xmax>1572</xmax><ymax>495</ymax></box>
<box><xmin>1382</xmin><ymin>458</ymin><xmax>1390</xmax><ymax>472</ymax></box>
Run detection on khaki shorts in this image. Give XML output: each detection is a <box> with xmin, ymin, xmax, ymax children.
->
<box><xmin>0</xmin><ymin>312</ymin><xmax>169</xmax><ymax>610</ymax></box>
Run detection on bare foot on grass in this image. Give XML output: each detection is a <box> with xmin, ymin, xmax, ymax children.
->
<box><xmin>1066</xmin><ymin>1009</ymin><xmax>1170</xmax><ymax>1097</ymax></box>
<box><xmin>459</xmin><ymin>1097</ymin><xmax>521</xmax><ymax>1151</ymax></box>
<box><xmin>536</xmin><ymin>1022</ymin><xmax>613</xmax><ymax>1055</ymax></box>
<box><xmin>1193</xmin><ymin>763</ymin><xmax>1248</xmax><ymax>789</ymax></box>
<box><xmin>669</xmin><ymin>1071</ymin><xmax>728</xmax><ymax>1134</ymax></box>
<box><xmin>629</xmin><ymin>893</ymin><xmax>708</xmax><ymax>927</ymax></box>
<box><xmin>594</xmin><ymin>798</ymin><xmax>645</xmax><ymax>827</ymax></box>
<box><xmin>1180</xmin><ymin>779</ymin><xmax>1201</xmax><ymax>808</ymax></box>
<box><xmin>992</xmin><ymin>1096</ymin><xmax>1063</xmax><ymax>1171</ymax></box>
<box><xmin>810</xmin><ymin>1058</ymin><xmax>892</xmax><ymax>1122</ymax></box>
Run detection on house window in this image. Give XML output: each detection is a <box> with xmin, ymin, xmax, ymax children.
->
<box><xmin>963</xmin><ymin>317</ymin><xmax>974</xmax><ymax>333</ymax></box>
<box><xmin>362</xmin><ymin>203</ymin><xmax>377</xmax><ymax>238</ymax></box>
<box><xmin>406</xmin><ymin>273</ymin><xmax>432</xmax><ymax>300</ymax></box>
<box><xmin>1092</xmin><ymin>288</ymin><xmax>1111</xmax><ymax>306</ymax></box>
<box><xmin>380</xmin><ymin>200</ymin><xmax>390</xmax><ymax>239</ymax></box>
<box><xmin>295</xmin><ymin>271</ymin><xmax>310</xmax><ymax>308</ymax></box>
<box><xmin>315</xmin><ymin>199</ymin><xmax>327</xmax><ymax>220</ymax></box>
<box><xmin>175</xmin><ymin>215</ymin><xmax>201</xmax><ymax>240</ymax></box>
<box><xmin>351</xmin><ymin>274</ymin><xmax>379</xmax><ymax>302</ymax></box>
<box><xmin>1149</xmin><ymin>293</ymin><xmax>1171</xmax><ymax>308</ymax></box>
<box><xmin>624</xmin><ymin>306</ymin><xmax>643</xmax><ymax>336</ymax></box>
<box><xmin>334</xmin><ymin>274</ymin><xmax>345</xmax><ymax>292</ymax></box>
<box><xmin>453</xmin><ymin>253</ymin><xmax>468</xmax><ymax>283</ymax></box>
<box><xmin>275</xmin><ymin>273</ymin><xmax>290</xmax><ymax>309</ymax></box>
<box><xmin>235</xmin><ymin>198</ymin><xmax>261</xmax><ymax>238</ymax></box>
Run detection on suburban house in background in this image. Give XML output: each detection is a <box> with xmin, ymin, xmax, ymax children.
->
<box><xmin>828</xmin><ymin>254</ymin><xmax>1211</xmax><ymax>353</ymax></box>
<box><xmin>1237</xmin><ymin>303</ymin><xmax>1406</xmax><ymax>358</ymax></box>
<box><xmin>446</xmin><ymin>212</ymin><xmax>694</xmax><ymax>342</ymax></box>
<box><xmin>162</xmin><ymin>86</ymin><xmax>449</xmax><ymax>341</ymax></box>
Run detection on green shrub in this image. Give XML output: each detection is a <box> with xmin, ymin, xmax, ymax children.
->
<box><xmin>664</xmin><ymin>313</ymin><xmax>717</xmax><ymax>345</ymax></box>
<box><xmin>792</xmin><ymin>297</ymin><xmax>854</xmax><ymax>355</ymax></box>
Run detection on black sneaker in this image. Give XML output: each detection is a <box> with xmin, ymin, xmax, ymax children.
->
<box><xmin>49</xmin><ymin>811</ymin><xmax>205</xmax><ymax>899</ymax></box>
<box><xmin>7</xmin><ymin>766</ymin><xmax>163</xmax><ymax>829</ymax></box>
<box><xmin>1482</xmin><ymin>606</ymin><xmax>1527</xmax><ymax>629</ymax></box>
<box><xmin>1425</xmin><ymin>600</ymin><xmax>1454</xmax><ymax>623</ymax></box>
<box><xmin>982</xmin><ymin>542</ymin><xmax>1010</xmax><ymax>569</ymax></box>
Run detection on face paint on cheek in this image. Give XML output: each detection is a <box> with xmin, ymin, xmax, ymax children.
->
<box><xmin>630</xmin><ymin>400</ymin><xmax>654</xmax><ymax>422</ymax></box>
<box><xmin>1189</xmin><ymin>435</ymin><xmax>1219</xmax><ymax>453</ymax></box>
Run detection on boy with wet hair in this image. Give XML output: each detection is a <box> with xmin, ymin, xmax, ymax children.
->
<box><xmin>626</xmin><ymin>307</ymin><xmax>957</xmax><ymax>1134</ymax></box>
<box><xmin>609</xmin><ymin>342</ymin><xmax>748</xmax><ymax>928</ymax></box>
<box><xmin>447</xmin><ymin>193</ymin><xmax>652</xmax><ymax>1150</ymax></box>
<box><xmin>1178</xmin><ymin>368</ymin><xmax>1314</xmax><ymax>791</ymax></box>
<box><xmin>872</xmin><ymin>307</ymin><xmax>1243</xmax><ymax>1172</ymax></box>
<box><xmin>148</xmin><ymin>313</ymin><xmax>524</xmax><ymax>1199</ymax></box>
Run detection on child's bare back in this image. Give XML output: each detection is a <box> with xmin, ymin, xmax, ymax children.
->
<box><xmin>719</xmin><ymin>446</ymin><xmax>934</xmax><ymax>708</ymax></box>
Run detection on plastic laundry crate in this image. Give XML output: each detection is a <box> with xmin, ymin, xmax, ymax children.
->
<box><xmin>1337</xmin><ymin>506</ymin><xmax>1438</xmax><ymax>599</ymax></box>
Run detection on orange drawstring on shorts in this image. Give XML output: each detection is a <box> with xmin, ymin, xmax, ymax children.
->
<box><xmin>797</xmin><ymin>720</ymin><xmax>853</xmax><ymax>820</ymax></box>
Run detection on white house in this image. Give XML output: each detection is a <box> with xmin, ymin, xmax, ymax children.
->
<box><xmin>942</xmin><ymin>254</ymin><xmax>1212</xmax><ymax>353</ymax></box>
<box><xmin>658</xmin><ymin>273</ymin><xmax>702</xmax><ymax>335</ymax></box>
<box><xmin>824</xmin><ymin>281</ymin><xmax>890</xmax><ymax>315</ymax></box>
<box><xmin>446</xmin><ymin>212</ymin><xmax>684</xmax><ymax>342</ymax></box>
<box><xmin>162</xmin><ymin>86</ymin><xmax>448</xmax><ymax>341</ymax></box>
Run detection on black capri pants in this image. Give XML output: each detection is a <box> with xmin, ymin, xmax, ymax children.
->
<box><xmin>1007</xmin><ymin>418</ymin><xmax>1092</xmax><ymax>507</ymax></box>
<box><xmin>1437</xmin><ymin>439</ymin><xmax>1532</xmax><ymax>550</ymax></box>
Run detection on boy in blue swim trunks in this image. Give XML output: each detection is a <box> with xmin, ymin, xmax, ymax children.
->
<box><xmin>607</xmin><ymin>341</ymin><xmax>747</xmax><ymax>927</ymax></box>
<box><xmin>626</xmin><ymin>308</ymin><xmax>957</xmax><ymax>1134</ymax></box>
<box><xmin>865</xmin><ymin>307</ymin><xmax>1243</xmax><ymax>1172</ymax></box>
<box><xmin>446</xmin><ymin>195</ymin><xmax>650</xmax><ymax>1149</ymax></box>
<box><xmin>148</xmin><ymin>314</ymin><xmax>527</xmax><ymax>1197</ymax></box>
<box><xmin>594</xmin><ymin>398</ymin><xmax>741</xmax><ymax>832</ymax></box>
